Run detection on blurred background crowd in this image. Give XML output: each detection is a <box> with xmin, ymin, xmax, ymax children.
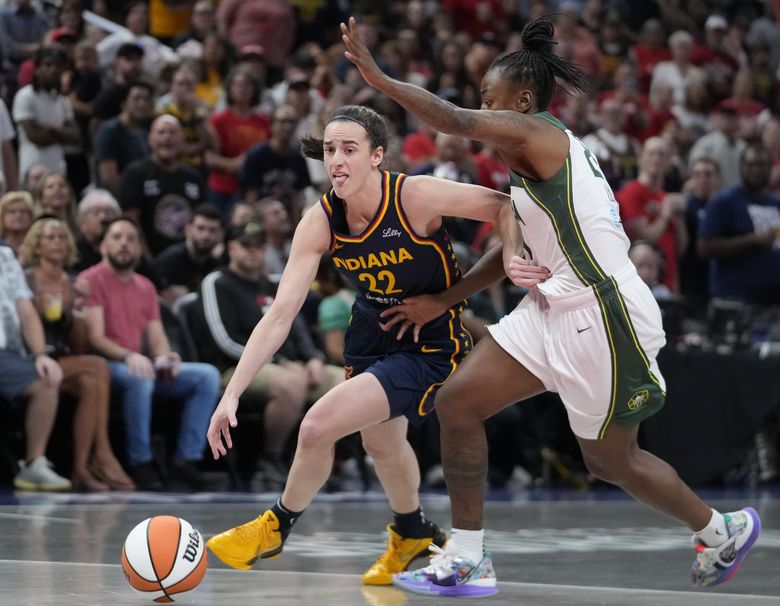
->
<box><xmin>1</xmin><ymin>0</ymin><xmax>780</xmax><ymax>495</ymax></box>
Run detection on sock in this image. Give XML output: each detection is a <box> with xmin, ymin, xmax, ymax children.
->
<box><xmin>450</xmin><ymin>528</ymin><xmax>484</xmax><ymax>563</ymax></box>
<box><xmin>694</xmin><ymin>508</ymin><xmax>728</xmax><ymax>547</ymax></box>
<box><xmin>271</xmin><ymin>498</ymin><xmax>304</xmax><ymax>540</ymax></box>
<box><xmin>392</xmin><ymin>506</ymin><xmax>430</xmax><ymax>538</ymax></box>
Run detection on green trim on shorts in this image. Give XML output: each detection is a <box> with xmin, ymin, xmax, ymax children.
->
<box><xmin>593</xmin><ymin>277</ymin><xmax>666</xmax><ymax>439</ymax></box>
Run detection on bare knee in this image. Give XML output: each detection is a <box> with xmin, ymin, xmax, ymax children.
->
<box><xmin>435</xmin><ymin>380</ymin><xmax>482</xmax><ymax>429</ymax></box>
<box><xmin>296</xmin><ymin>412</ymin><xmax>335</xmax><ymax>452</ymax></box>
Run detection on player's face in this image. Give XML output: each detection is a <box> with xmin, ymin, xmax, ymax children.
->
<box><xmin>480</xmin><ymin>69</ymin><xmax>531</xmax><ymax>113</ymax></box>
<box><xmin>323</xmin><ymin>121</ymin><xmax>383</xmax><ymax>199</ymax></box>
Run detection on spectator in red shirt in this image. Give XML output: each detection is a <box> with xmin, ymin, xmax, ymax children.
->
<box><xmin>441</xmin><ymin>0</ymin><xmax>505</xmax><ymax>40</ymax></box>
<box><xmin>616</xmin><ymin>136</ymin><xmax>688</xmax><ymax>292</ymax></box>
<box><xmin>207</xmin><ymin>66</ymin><xmax>271</xmax><ymax>217</ymax></box>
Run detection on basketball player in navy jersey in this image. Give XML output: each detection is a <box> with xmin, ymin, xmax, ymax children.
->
<box><xmin>206</xmin><ymin>105</ymin><xmax>522</xmax><ymax>585</ymax></box>
<box><xmin>342</xmin><ymin>15</ymin><xmax>760</xmax><ymax>597</ymax></box>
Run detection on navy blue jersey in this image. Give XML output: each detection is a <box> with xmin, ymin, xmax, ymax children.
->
<box><xmin>320</xmin><ymin>171</ymin><xmax>461</xmax><ymax>311</ymax></box>
<box><xmin>319</xmin><ymin>170</ymin><xmax>471</xmax><ymax>423</ymax></box>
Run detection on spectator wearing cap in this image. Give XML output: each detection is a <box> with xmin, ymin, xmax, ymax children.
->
<box><xmin>12</xmin><ymin>48</ymin><xmax>80</xmax><ymax>183</ymax></box>
<box><xmin>689</xmin><ymin>99</ymin><xmax>746</xmax><ymax>188</ymax></box>
<box><xmin>206</xmin><ymin>66</ymin><xmax>271</xmax><ymax>216</ymax></box>
<box><xmin>216</xmin><ymin>0</ymin><xmax>296</xmax><ymax>72</ymax></box>
<box><xmin>698</xmin><ymin>143</ymin><xmax>780</xmax><ymax>305</ymax></box>
<box><xmin>172</xmin><ymin>0</ymin><xmax>217</xmax><ymax>49</ymax></box>
<box><xmin>119</xmin><ymin>115</ymin><xmax>206</xmax><ymax>257</ymax></box>
<box><xmin>93</xmin><ymin>80</ymin><xmax>153</xmax><ymax>195</ymax></box>
<box><xmin>0</xmin><ymin>0</ymin><xmax>51</xmax><ymax>89</ymax></box>
<box><xmin>90</xmin><ymin>42</ymin><xmax>145</xmax><ymax>131</ymax></box>
<box><xmin>239</xmin><ymin>104</ymin><xmax>310</xmax><ymax>224</ymax></box>
<box><xmin>195</xmin><ymin>220</ymin><xmax>344</xmax><ymax>488</ymax></box>
<box><xmin>96</xmin><ymin>1</ymin><xmax>177</xmax><ymax>76</ymax></box>
<box><xmin>692</xmin><ymin>14</ymin><xmax>739</xmax><ymax>102</ymax></box>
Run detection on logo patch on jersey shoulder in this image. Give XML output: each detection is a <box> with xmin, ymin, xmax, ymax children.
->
<box><xmin>627</xmin><ymin>389</ymin><xmax>650</xmax><ymax>410</ymax></box>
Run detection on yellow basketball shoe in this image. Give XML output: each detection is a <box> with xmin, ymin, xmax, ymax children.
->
<box><xmin>362</xmin><ymin>523</ymin><xmax>447</xmax><ymax>585</ymax></box>
<box><xmin>207</xmin><ymin>510</ymin><xmax>284</xmax><ymax>570</ymax></box>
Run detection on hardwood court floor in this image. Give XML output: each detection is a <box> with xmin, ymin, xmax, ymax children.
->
<box><xmin>0</xmin><ymin>488</ymin><xmax>778</xmax><ymax>606</ymax></box>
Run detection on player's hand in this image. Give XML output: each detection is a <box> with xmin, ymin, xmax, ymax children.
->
<box><xmin>506</xmin><ymin>255</ymin><xmax>551</xmax><ymax>288</ymax></box>
<box><xmin>207</xmin><ymin>392</ymin><xmax>239</xmax><ymax>460</ymax></box>
<box><xmin>341</xmin><ymin>17</ymin><xmax>385</xmax><ymax>87</ymax></box>
<box><xmin>379</xmin><ymin>294</ymin><xmax>447</xmax><ymax>342</ymax></box>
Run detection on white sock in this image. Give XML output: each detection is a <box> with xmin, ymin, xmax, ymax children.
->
<box><xmin>449</xmin><ymin>528</ymin><xmax>484</xmax><ymax>563</ymax></box>
<box><xmin>694</xmin><ymin>508</ymin><xmax>728</xmax><ymax>547</ymax></box>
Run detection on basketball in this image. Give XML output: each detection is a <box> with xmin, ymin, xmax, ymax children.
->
<box><xmin>121</xmin><ymin>515</ymin><xmax>208</xmax><ymax>603</ymax></box>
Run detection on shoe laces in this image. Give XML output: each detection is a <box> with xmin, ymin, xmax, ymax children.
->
<box><xmin>694</xmin><ymin>535</ymin><xmax>738</xmax><ymax>569</ymax></box>
<box><xmin>425</xmin><ymin>542</ymin><xmax>457</xmax><ymax>572</ymax></box>
<box><xmin>234</xmin><ymin>512</ymin><xmax>279</xmax><ymax>547</ymax></box>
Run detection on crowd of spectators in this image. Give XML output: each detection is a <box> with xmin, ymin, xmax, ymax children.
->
<box><xmin>2</xmin><ymin>0</ymin><xmax>780</xmax><ymax>492</ymax></box>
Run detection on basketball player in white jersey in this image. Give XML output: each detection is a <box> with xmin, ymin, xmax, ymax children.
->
<box><xmin>342</xmin><ymin>15</ymin><xmax>760</xmax><ymax>598</ymax></box>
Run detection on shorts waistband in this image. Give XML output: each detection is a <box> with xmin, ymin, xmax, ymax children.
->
<box><xmin>544</xmin><ymin>264</ymin><xmax>639</xmax><ymax>312</ymax></box>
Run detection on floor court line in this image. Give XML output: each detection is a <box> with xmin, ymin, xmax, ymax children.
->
<box><xmin>3</xmin><ymin>560</ymin><xmax>778</xmax><ymax>602</ymax></box>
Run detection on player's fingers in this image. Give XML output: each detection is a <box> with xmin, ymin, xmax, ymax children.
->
<box><xmin>413</xmin><ymin>324</ymin><xmax>421</xmax><ymax>343</ymax></box>
<box><xmin>396</xmin><ymin>320</ymin><xmax>412</xmax><ymax>340</ymax></box>
<box><xmin>220</xmin><ymin>424</ymin><xmax>232</xmax><ymax>451</ymax></box>
<box><xmin>382</xmin><ymin>313</ymin><xmax>407</xmax><ymax>330</ymax></box>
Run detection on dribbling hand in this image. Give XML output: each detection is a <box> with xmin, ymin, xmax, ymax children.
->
<box><xmin>506</xmin><ymin>256</ymin><xmax>551</xmax><ymax>288</ymax></box>
<box><xmin>341</xmin><ymin>17</ymin><xmax>385</xmax><ymax>87</ymax></box>
<box><xmin>207</xmin><ymin>392</ymin><xmax>239</xmax><ymax>460</ymax></box>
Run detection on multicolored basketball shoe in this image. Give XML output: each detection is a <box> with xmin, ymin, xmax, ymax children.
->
<box><xmin>392</xmin><ymin>543</ymin><xmax>498</xmax><ymax>597</ymax></box>
<box><xmin>691</xmin><ymin>507</ymin><xmax>761</xmax><ymax>587</ymax></box>
<box><xmin>207</xmin><ymin>510</ymin><xmax>284</xmax><ymax>570</ymax></box>
<box><xmin>362</xmin><ymin>523</ymin><xmax>447</xmax><ymax>585</ymax></box>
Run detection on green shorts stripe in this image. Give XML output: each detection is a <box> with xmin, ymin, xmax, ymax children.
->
<box><xmin>594</xmin><ymin>278</ymin><xmax>666</xmax><ymax>439</ymax></box>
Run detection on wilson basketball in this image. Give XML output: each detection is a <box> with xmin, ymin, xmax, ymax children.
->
<box><xmin>121</xmin><ymin>515</ymin><xmax>207</xmax><ymax>603</ymax></box>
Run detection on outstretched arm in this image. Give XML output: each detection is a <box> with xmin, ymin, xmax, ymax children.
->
<box><xmin>341</xmin><ymin>17</ymin><xmax>533</xmax><ymax>147</ymax></box>
<box><xmin>207</xmin><ymin>206</ymin><xmax>330</xmax><ymax>458</ymax></box>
